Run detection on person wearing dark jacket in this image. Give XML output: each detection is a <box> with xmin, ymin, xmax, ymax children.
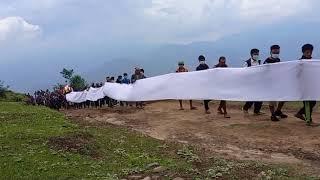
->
<box><xmin>176</xmin><ymin>61</ymin><xmax>197</xmax><ymax>110</ymax></box>
<box><xmin>131</xmin><ymin>68</ymin><xmax>144</xmax><ymax>83</ymax></box>
<box><xmin>120</xmin><ymin>73</ymin><xmax>130</xmax><ymax>107</ymax></box>
<box><xmin>116</xmin><ymin>76</ymin><xmax>123</xmax><ymax>84</ymax></box>
<box><xmin>131</xmin><ymin>68</ymin><xmax>146</xmax><ymax>109</ymax></box>
<box><xmin>196</xmin><ymin>55</ymin><xmax>211</xmax><ymax>114</ymax></box>
<box><xmin>242</xmin><ymin>49</ymin><xmax>263</xmax><ymax>115</ymax></box>
<box><xmin>110</xmin><ymin>77</ymin><xmax>115</xmax><ymax>83</ymax></box>
<box><xmin>140</xmin><ymin>69</ymin><xmax>147</xmax><ymax>79</ymax></box>
<box><xmin>214</xmin><ymin>56</ymin><xmax>230</xmax><ymax>118</ymax></box>
<box><xmin>295</xmin><ymin>44</ymin><xmax>317</xmax><ymax>123</ymax></box>
<box><xmin>264</xmin><ymin>45</ymin><xmax>288</xmax><ymax>121</ymax></box>
<box><xmin>122</xmin><ymin>73</ymin><xmax>131</xmax><ymax>84</ymax></box>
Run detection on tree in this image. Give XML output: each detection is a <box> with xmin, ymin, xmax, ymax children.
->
<box><xmin>0</xmin><ymin>80</ymin><xmax>9</xmax><ymax>98</ymax></box>
<box><xmin>60</xmin><ymin>68</ymin><xmax>74</xmax><ymax>80</ymax></box>
<box><xmin>70</xmin><ymin>75</ymin><xmax>87</xmax><ymax>91</ymax></box>
<box><xmin>53</xmin><ymin>83</ymin><xmax>64</xmax><ymax>91</ymax></box>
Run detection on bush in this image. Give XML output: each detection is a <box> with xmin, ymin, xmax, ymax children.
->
<box><xmin>0</xmin><ymin>80</ymin><xmax>9</xmax><ymax>98</ymax></box>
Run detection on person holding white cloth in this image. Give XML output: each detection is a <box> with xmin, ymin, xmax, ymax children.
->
<box><xmin>264</xmin><ymin>45</ymin><xmax>288</xmax><ymax>121</ymax></box>
<box><xmin>242</xmin><ymin>49</ymin><xmax>263</xmax><ymax>115</ymax></box>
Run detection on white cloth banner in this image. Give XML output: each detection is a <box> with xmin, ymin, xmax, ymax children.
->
<box><xmin>66</xmin><ymin>60</ymin><xmax>320</xmax><ymax>102</ymax></box>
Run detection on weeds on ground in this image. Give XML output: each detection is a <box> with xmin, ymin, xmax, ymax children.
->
<box><xmin>177</xmin><ymin>146</ymin><xmax>201</xmax><ymax>163</ymax></box>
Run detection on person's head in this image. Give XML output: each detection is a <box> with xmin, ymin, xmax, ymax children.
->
<box><xmin>123</xmin><ymin>73</ymin><xmax>128</xmax><ymax>78</ymax></box>
<box><xmin>110</xmin><ymin>77</ymin><xmax>115</xmax><ymax>81</ymax></box>
<box><xmin>302</xmin><ymin>44</ymin><xmax>314</xmax><ymax>58</ymax></box>
<box><xmin>140</xmin><ymin>69</ymin><xmax>145</xmax><ymax>75</ymax></box>
<box><xmin>178</xmin><ymin>61</ymin><xmax>185</xmax><ymax>68</ymax></box>
<box><xmin>218</xmin><ymin>56</ymin><xmax>226</xmax><ymax>65</ymax></box>
<box><xmin>118</xmin><ymin>75</ymin><xmax>122</xmax><ymax>79</ymax></box>
<box><xmin>198</xmin><ymin>55</ymin><xmax>206</xmax><ymax>64</ymax></box>
<box><xmin>270</xmin><ymin>45</ymin><xmax>280</xmax><ymax>59</ymax></box>
<box><xmin>250</xmin><ymin>49</ymin><xmax>260</xmax><ymax>61</ymax></box>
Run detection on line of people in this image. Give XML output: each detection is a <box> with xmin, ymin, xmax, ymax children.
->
<box><xmin>176</xmin><ymin>44</ymin><xmax>317</xmax><ymax>123</ymax></box>
<box><xmin>28</xmin><ymin>43</ymin><xmax>317</xmax><ymax>124</ymax></box>
<box><xmin>71</xmin><ymin>67</ymin><xmax>147</xmax><ymax>109</ymax></box>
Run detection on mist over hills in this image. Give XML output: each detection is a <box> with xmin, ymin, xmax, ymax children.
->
<box><xmin>1</xmin><ymin>22</ymin><xmax>319</xmax><ymax>93</ymax></box>
<box><xmin>86</xmin><ymin>22</ymin><xmax>320</xmax><ymax>83</ymax></box>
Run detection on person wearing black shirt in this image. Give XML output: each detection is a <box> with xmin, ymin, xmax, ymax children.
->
<box><xmin>116</xmin><ymin>76</ymin><xmax>123</xmax><ymax>84</ymax></box>
<box><xmin>295</xmin><ymin>44</ymin><xmax>317</xmax><ymax>123</ymax></box>
<box><xmin>214</xmin><ymin>56</ymin><xmax>230</xmax><ymax>118</ymax></box>
<box><xmin>196</xmin><ymin>55</ymin><xmax>211</xmax><ymax>114</ymax></box>
<box><xmin>264</xmin><ymin>45</ymin><xmax>288</xmax><ymax>121</ymax></box>
<box><xmin>243</xmin><ymin>49</ymin><xmax>263</xmax><ymax>115</ymax></box>
<box><xmin>196</xmin><ymin>55</ymin><xmax>210</xmax><ymax>71</ymax></box>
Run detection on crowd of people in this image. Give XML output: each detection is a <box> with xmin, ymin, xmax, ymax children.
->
<box><xmin>27</xmin><ymin>43</ymin><xmax>317</xmax><ymax>124</ymax></box>
<box><xmin>88</xmin><ymin>68</ymin><xmax>147</xmax><ymax>109</ymax></box>
<box><xmin>26</xmin><ymin>67</ymin><xmax>148</xmax><ymax>110</ymax></box>
<box><xmin>26</xmin><ymin>89</ymin><xmax>67</xmax><ymax>110</ymax></box>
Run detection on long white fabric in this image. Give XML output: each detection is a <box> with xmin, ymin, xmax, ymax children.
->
<box><xmin>66</xmin><ymin>60</ymin><xmax>320</xmax><ymax>102</ymax></box>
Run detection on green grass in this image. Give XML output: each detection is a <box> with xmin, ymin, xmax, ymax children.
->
<box><xmin>0</xmin><ymin>102</ymin><xmax>192</xmax><ymax>179</ymax></box>
<box><xmin>0</xmin><ymin>102</ymin><xmax>318</xmax><ymax>179</ymax></box>
<box><xmin>0</xmin><ymin>91</ymin><xmax>26</xmax><ymax>102</ymax></box>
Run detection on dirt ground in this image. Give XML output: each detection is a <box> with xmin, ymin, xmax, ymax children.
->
<box><xmin>64</xmin><ymin>101</ymin><xmax>320</xmax><ymax>174</ymax></box>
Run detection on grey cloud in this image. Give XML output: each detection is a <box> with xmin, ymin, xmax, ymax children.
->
<box><xmin>0</xmin><ymin>0</ymin><xmax>319</xmax><ymax>44</ymax></box>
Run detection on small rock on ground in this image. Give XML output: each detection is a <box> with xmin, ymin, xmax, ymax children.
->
<box><xmin>128</xmin><ymin>175</ymin><xmax>143</xmax><ymax>180</ymax></box>
<box><xmin>152</xmin><ymin>166</ymin><xmax>167</xmax><ymax>173</ymax></box>
<box><xmin>146</xmin><ymin>162</ymin><xmax>160</xmax><ymax>169</ymax></box>
<box><xmin>173</xmin><ymin>178</ymin><xmax>184</xmax><ymax>180</ymax></box>
<box><xmin>142</xmin><ymin>177</ymin><xmax>151</xmax><ymax>180</ymax></box>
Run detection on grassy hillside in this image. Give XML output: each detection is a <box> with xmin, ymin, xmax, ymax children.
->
<box><xmin>0</xmin><ymin>102</ymin><xmax>192</xmax><ymax>179</ymax></box>
<box><xmin>0</xmin><ymin>91</ymin><xmax>26</xmax><ymax>102</ymax></box>
<box><xmin>0</xmin><ymin>102</ymin><xmax>317</xmax><ymax>179</ymax></box>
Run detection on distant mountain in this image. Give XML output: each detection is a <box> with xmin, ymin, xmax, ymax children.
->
<box><xmin>85</xmin><ymin>58</ymin><xmax>138</xmax><ymax>83</ymax></box>
<box><xmin>87</xmin><ymin>22</ymin><xmax>320</xmax><ymax>81</ymax></box>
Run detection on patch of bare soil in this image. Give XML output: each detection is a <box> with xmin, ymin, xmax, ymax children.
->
<box><xmin>63</xmin><ymin>100</ymin><xmax>320</xmax><ymax>174</ymax></box>
<box><xmin>48</xmin><ymin>132</ymin><xmax>100</xmax><ymax>158</ymax></box>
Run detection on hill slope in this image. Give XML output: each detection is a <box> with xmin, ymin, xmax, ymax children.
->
<box><xmin>0</xmin><ymin>91</ymin><xmax>26</xmax><ymax>102</ymax></box>
<box><xmin>0</xmin><ymin>102</ymin><xmax>319</xmax><ymax>179</ymax></box>
<box><xmin>0</xmin><ymin>102</ymin><xmax>192</xmax><ymax>179</ymax></box>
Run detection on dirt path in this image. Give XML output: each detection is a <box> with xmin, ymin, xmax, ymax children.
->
<box><xmin>64</xmin><ymin>101</ymin><xmax>320</xmax><ymax>173</ymax></box>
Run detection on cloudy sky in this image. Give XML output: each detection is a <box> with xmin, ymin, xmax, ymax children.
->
<box><xmin>0</xmin><ymin>0</ymin><xmax>319</xmax><ymax>91</ymax></box>
<box><xmin>0</xmin><ymin>0</ymin><xmax>318</xmax><ymax>45</ymax></box>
